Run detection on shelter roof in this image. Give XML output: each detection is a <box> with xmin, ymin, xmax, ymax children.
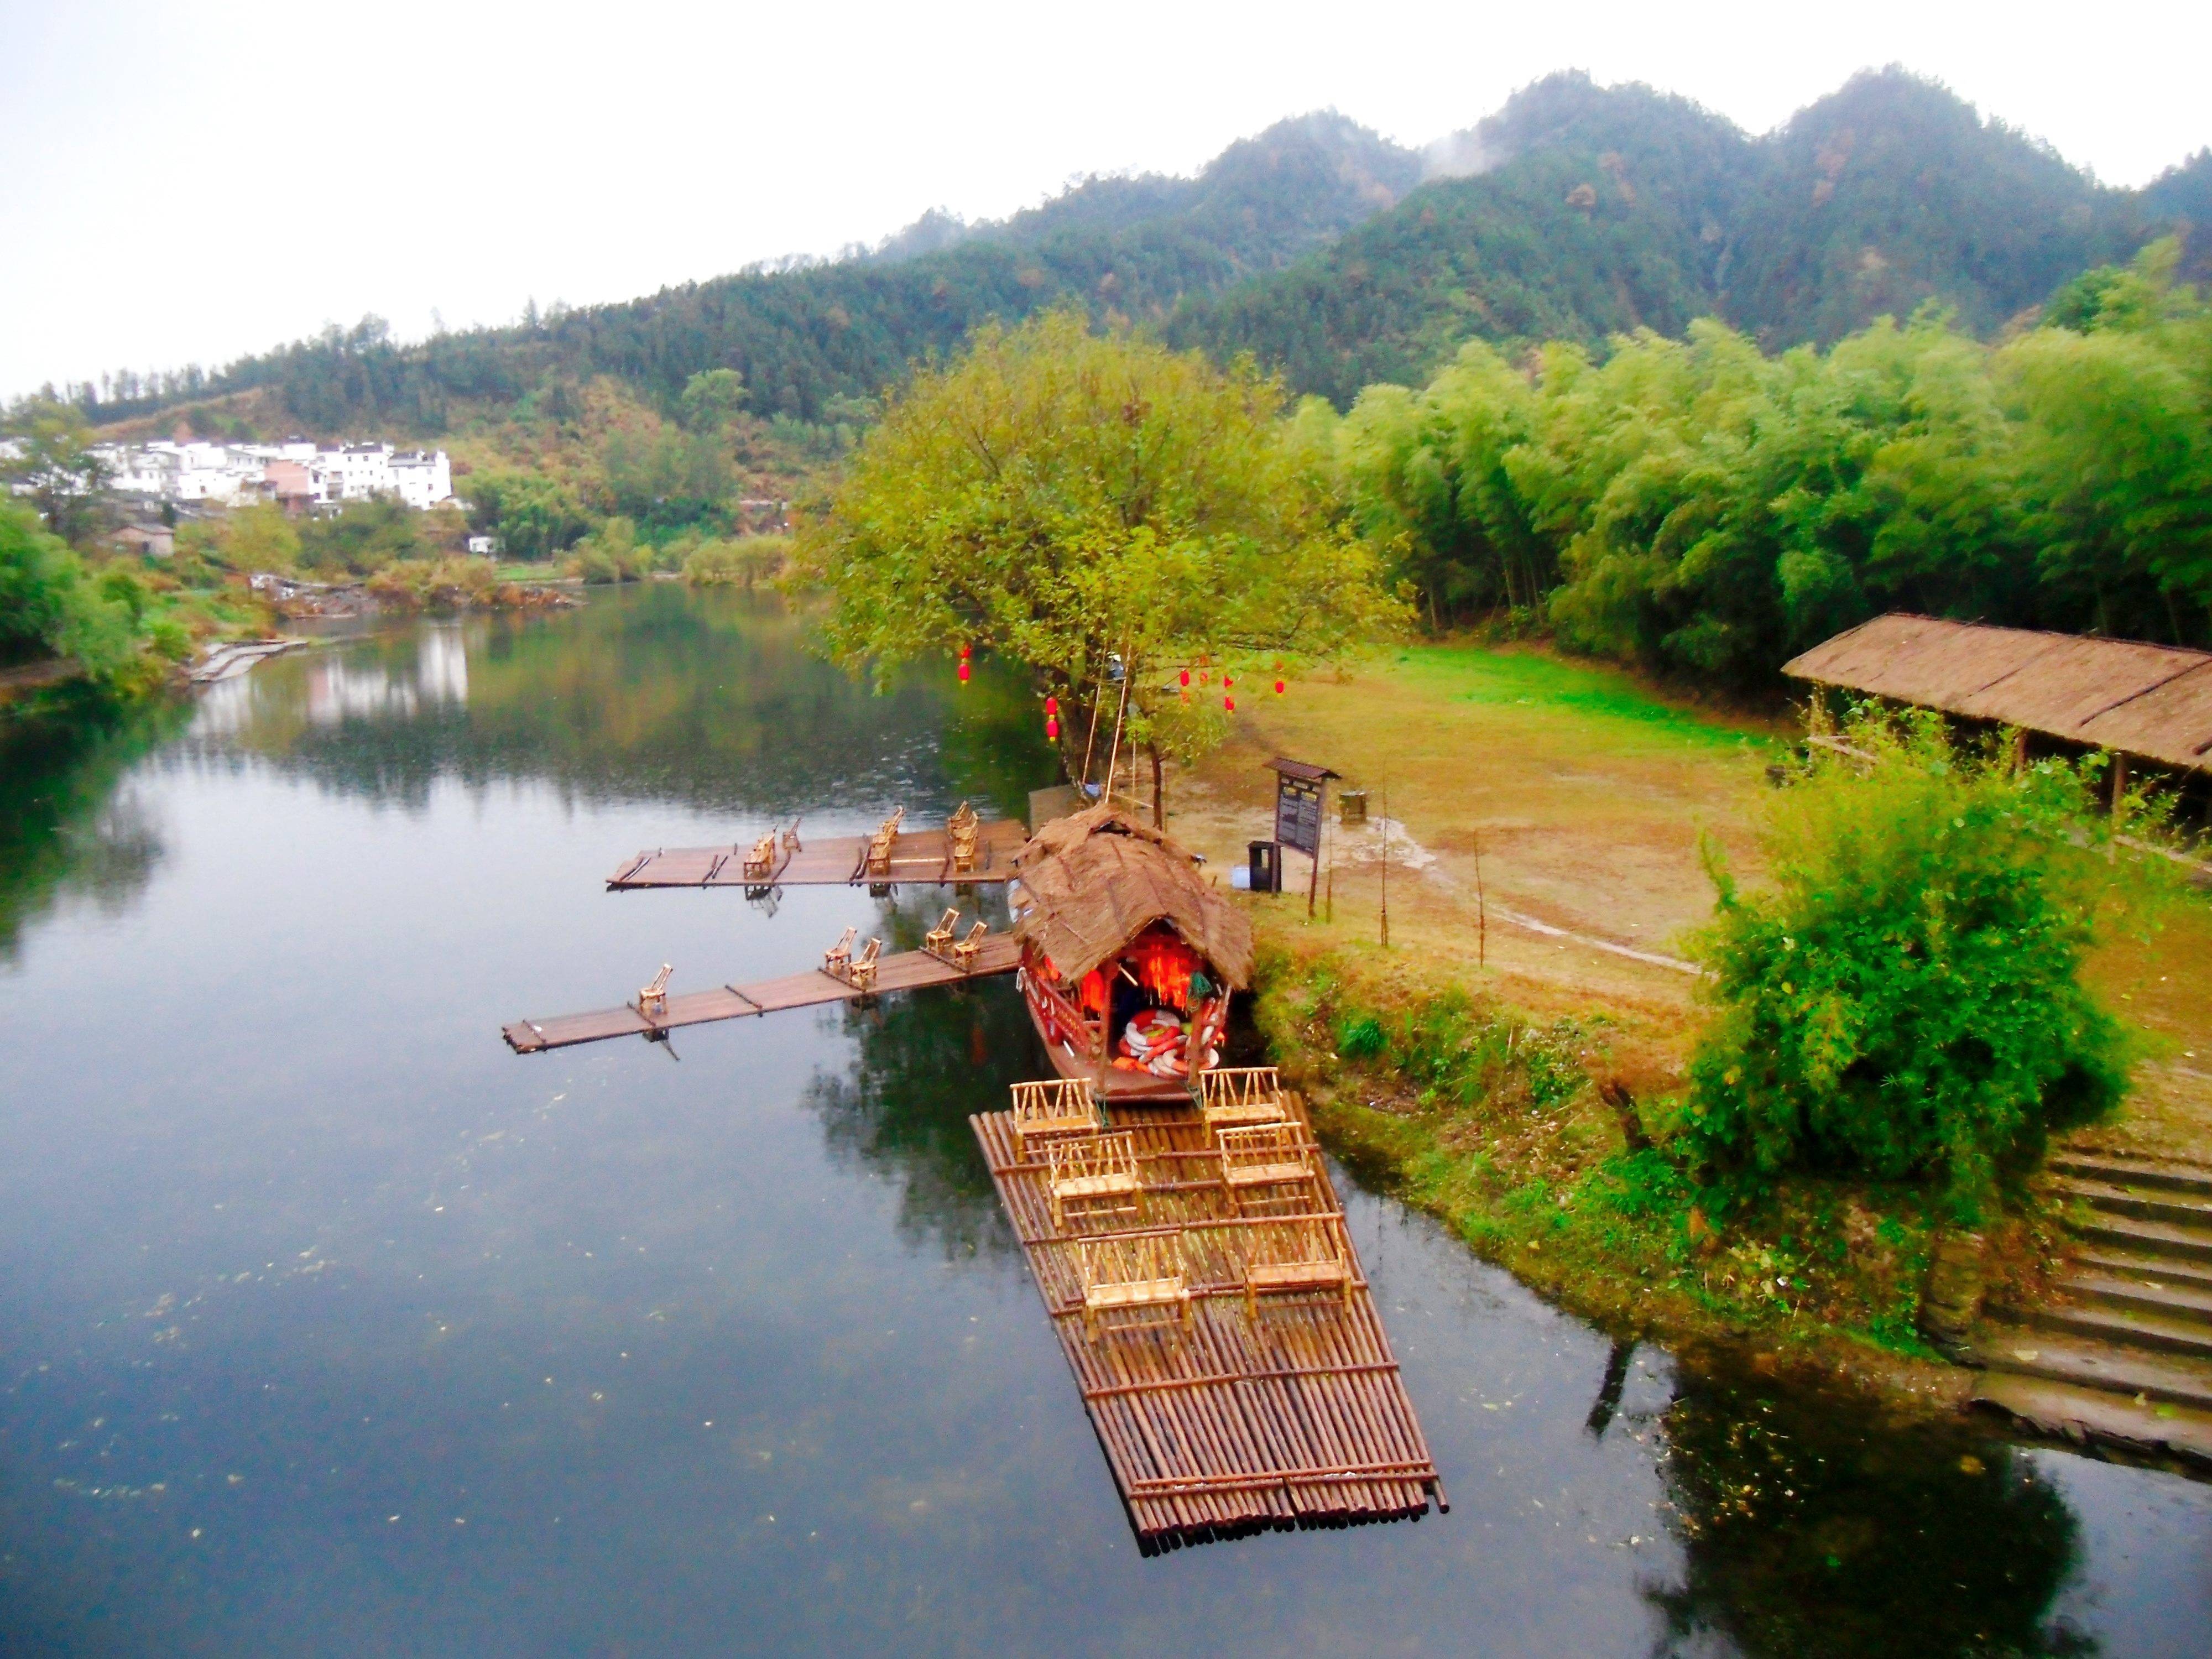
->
<box><xmin>1783</xmin><ymin>614</ymin><xmax>2212</xmax><ymax>773</ymax></box>
<box><xmin>1009</xmin><ymin>804</ymin><xmax>1256</xmax><ymax>988</ymax></box>
<box><xmin>1262</xmin><ymin>757</ymin><xmax>1340</xmax><ymax>782</ymax></box>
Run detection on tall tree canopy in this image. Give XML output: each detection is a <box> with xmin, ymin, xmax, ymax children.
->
<box><xmin>792</xmin><ymin>310</ymin><xmax>1404</xmax><ymax>791</ymax></box>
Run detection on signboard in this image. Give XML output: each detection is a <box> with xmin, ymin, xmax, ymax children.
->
<box><xmin>1274</xmin><ymin>775</ymin><xmax>1323</xmax><ymax>857</ymax></box>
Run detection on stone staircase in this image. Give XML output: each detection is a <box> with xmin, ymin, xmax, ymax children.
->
<box><xmin>1970</xmin><ymin>1148</ymin><xmax>2212</xmax><ymax>1469</ymax></box>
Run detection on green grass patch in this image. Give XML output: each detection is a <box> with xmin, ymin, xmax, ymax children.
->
<box><xmin>1389</xmin><ymin>643</ymin><xmax>1773</xmax><ymax>749</ymax></box>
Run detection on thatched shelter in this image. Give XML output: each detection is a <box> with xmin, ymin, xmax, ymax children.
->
<box><xmin>1010</xmin><ymin>804</ymin><xmax>1254</xmax><ymax>989</ymax></box>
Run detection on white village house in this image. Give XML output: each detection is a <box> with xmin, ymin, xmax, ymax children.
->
<box><xmin>86</xmin><ymin>439</ymin><xmax>453</xmax><ymax>512</ymax></box>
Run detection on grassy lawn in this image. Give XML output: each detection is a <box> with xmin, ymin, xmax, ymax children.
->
<box><xmin>1153</xmin><ymin>638</ymin><xmax>2211</xmax><ymax>1384</ymax></box>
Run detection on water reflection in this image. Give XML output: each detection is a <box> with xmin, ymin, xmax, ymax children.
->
<box><xmin>1651</xmin><ymin>1368</ymin><xmax>2089</xmax><ymax>1658</ymax></box>
<box><xmin>180</xmin><ymin>586</ymin><xmax>1052</xmax><ymax>818</ymax></box>
<box><xmin>0</xmin><ymin>701</ymin><xmax>187</xmax><ymax>961</ymax></box>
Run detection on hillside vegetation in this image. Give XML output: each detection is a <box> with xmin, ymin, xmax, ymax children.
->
<box><xmin>50</xmin><ymin>71</ymin><xmax>2206</xmax><ymax>439</ymax></box>
<box><xmin>1176</xmin><ymin>70</ymin><xmax>2167</xmax><ymax>403</ymax></box>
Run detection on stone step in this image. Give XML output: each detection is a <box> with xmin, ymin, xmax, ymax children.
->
<box><xmin>2059</xmin><ymin>1271</ymin><xmax>2212</xmax><ymax>1326</ymax></box>
<box><xmin>2052</xmin><ymin>1150</ymin><xmax>2212</xmax><ymax>1198</ymax></box>
<box><xmin>1997</xmin><ymin>1298</ymin><xmax>2212</xmax><ymax>1361</ymax></box>
<box><xmin>2072</xmin><ymin>1247</ymin><xmax>2212</xmax><ymax>1295</ymax></box>
<box><xmin>1969</xmin><ymin>1326</ymin><xmax>2212</xmax><ymax>1412</ymax></box>
<box><xmin>2057</xmin><ymin>1177</ymin><xmax>2212</xmax><ymax>1231</ymax></box>
<box><xmin>2066</xmin><ymin>1212</ymin><xmax>2212</xmax><ymax>1266</ymax></box>
<box><xmin>1972</xmin><ymin>1373</ymin><xmax>2212</xmax><ymax>1471</ymax></box>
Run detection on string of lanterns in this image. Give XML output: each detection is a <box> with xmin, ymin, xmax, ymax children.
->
<box><xmin>959</xmin><ymin>645</ymin><xmax>1288</xmax><ymax>739</ymax></box>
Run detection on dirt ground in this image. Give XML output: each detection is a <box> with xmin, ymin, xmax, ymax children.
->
<box><xmin>1150</xmin><ymin>643</ymin><xmax>2212</xmax><ymax>1162</ymax></box>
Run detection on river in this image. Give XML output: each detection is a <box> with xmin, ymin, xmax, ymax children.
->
<box><xmin>1</xmin><ymin>585</ymin><xmax>2207</xmax><ymax>1657</ymax></box>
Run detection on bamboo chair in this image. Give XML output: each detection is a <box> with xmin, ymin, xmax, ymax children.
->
<box><xmin>847</xmin><ymin>937</ymin><xmax>883</xmax><ymax>994</ymax></box>
<box><xmin>950</xmin><ymin>920</ymin><xmax>989</xmax><ymax>973</ymax></box>
<box><xmin>924</xmin><ymin>907</ymin><xmax>961</xmax><ymax>959</ymax></box>
<box><xmin>1198</xmin><ymin>1067</ymin><xmax>1288</xmax><ymax>1136</ymax></box>
<box><xmin>1216</xmin><ymin>1121</ymin><xmax>1314</xmax><ymax>1213</ymax></box>
<box><xmin>781</xmin><ymin>819</ymin><xmax>803</xmax><ymax>854</ymax></box>
<box><xmin>822</xmin><ymin>926</ymin><xmax>857</xmax><ymax>979</ymax></box>
<box><xmin>742</xmin><ymin>832</ymin><xmax>778</xmax><ymax>881</ymax></box>
<box><xmin>947</xmin><ymin>801</ymin><xmax>982</xmax><ymax>874</ymax></box>
<box><xmin>1242</xmin><ymin>1215</ymin><xmax>1353</xmax><ymax>1319</ymax></box>
<box><xmin>637</xmin><ymin>963</ymin><xmax>673</xmax><ymax>1019</ymax></box>
<box><xmin>1073</xmin><ymin>1232</ymin><xmax>1192</xmax><ymax>1340</ymax></box>
<box><xmin>864</xmin><ymin>807</ymin><xmax>905</xmax><ymax>877</ymax></box>
<box><xmin>1009</xmin><ymin>1078</ymin><xmax>1100</xmax><ymax>1160</ymax></box>
<box><xmin>1045</xmin><ymin>1131</ymin><xmax>1142</xmax><ymax>1230</ymax></box>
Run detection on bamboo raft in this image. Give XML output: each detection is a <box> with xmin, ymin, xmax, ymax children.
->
<box><xmin>503</xmin><ymin>933</ymin><xmax>1021</xmax><ymax>1052</ymax></box>
<box><xmin>972</xmin><ymin>1079</ymin><xmax>1444</xmax><ymax>1550</ymax></box>
<box><xmin>607</xmin><ymin>816</ymin><xmax>1029</xmax><ymax>890</ymax></box>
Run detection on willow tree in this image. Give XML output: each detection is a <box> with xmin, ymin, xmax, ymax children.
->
<box><xmin>792</xmin><ymin>309</ymin><xmax>1405</xmax><ymax>815</ymax></box>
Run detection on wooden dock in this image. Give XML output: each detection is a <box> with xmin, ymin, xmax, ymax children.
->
<box><xmin>503</xmin><ymin>934</ymin><xmax>1021</xmax><ymax>1052</ymax></box>
<box><xmin>972</xmin><ymin>1095</ymin><xmax>1443</xmax><ymax>1550</ymax></box>
<box><xmin>608</xmin><ymin>819</ymin><xmax>1030</xmax><ymax>889</ymax></box>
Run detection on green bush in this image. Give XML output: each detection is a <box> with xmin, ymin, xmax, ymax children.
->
<box><xmin>1683</xmin><ymin>709</ymin><xmax>2174</xmax><ymax>1215</ymax></box>
<box><xmin>1336</xmin><ymin>1012</ymin><xmax>1386</xmax><ymax>1060</ymax></box>
<box><xmin>682</xmin><ymin>535</ymin><xmax>787</xmax><ymax>586</ymax></box>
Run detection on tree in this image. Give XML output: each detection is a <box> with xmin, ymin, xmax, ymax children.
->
<box><xmin>2</xmin><ymin>399</ymin><xmax>110</xmax><ymax>546</ymax></box>
<box><xmin>1681</xmin><ymin>709</ymin><xmax>2174</xmax><ymax>1217</ymax></box>
<box><xmin>679</xmin><ymin>368</ymin><xmax>749</xmax><ymax>431</ymax></box>
<box><xmin>0</xmin><ymin>502</ymin><xmax>140</xmax><ymax>681</ymax></box>
<box><xmin>220</xmin><ymin>503</ymin><xmax>302</xmax><ymax>573</ymax></box>
<box><xmin>465</xmin><ymin>471</ymin><xmax>589</xmax><ymax>560</ymax></box>
<box><xmin>298</xmin><ymin>498</ymin><xmax>422</xmax><ymax>575</ymax></box>
<box><xmin>792</xmin><ymin>309</ymin><xmax>1406</xmax><ymax>809</ymax></box>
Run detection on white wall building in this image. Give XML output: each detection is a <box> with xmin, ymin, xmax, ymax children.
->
<box><xmin>82</xmin><ymin>438</ymin><xmax>453</xmax><ymax>512</ymax></box>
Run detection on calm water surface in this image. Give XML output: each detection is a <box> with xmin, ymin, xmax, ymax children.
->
<box><xmin>2</xmin><ymin>587</ymin><xmax>2208</xmax><ymax>1657</ymax></box>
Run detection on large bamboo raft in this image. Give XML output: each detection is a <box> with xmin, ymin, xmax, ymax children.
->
<box><xmin>972</xmin><ymin>1086</ymin><xmax>1444</xmax><ymax>1550</ymax></box>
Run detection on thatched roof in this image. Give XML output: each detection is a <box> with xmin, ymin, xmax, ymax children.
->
<box><xmin>1785</xmin><ymin>614</ymin><xmax>2212</xmax><ymax>774</ymax></box>
<box><xmin>1009</xmin><ymin>804</ymin><xmax>1256</xmax><ymax>989</ymax></box>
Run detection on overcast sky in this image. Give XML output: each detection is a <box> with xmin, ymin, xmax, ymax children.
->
<box><xmin>3</xmin><ymin>0</ymin><xmax>2207</xmax><ymax>401</ymax></box>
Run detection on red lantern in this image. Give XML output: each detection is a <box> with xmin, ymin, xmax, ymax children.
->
<box><xmin>1179</xmin><ymin>667</ymin><xmax>1190</xmax><ymax>687</ymax></box>
<box><xmin>1224</xmin><ymin>695</ymin><xmax>1235</xmax><ymax>713</ymax></box>
<box><xmin>959</xmin><ymin>642</ymin><xmax>972</xmax><ymax>657</ymax></box>
<box><xmin>957</xmin><ymin>661</ymin><xmax>970</xmax><ymax>684</ymax></box>
<box><xmin>1047</xmin><ymin>716</ymin><xmax>1060</xmax><ymax>741</ymax></box>
<box><xmin>1045</xmin><ymin>695</ymin><xmax>1059</xmax><ymax>718</ymax></box>
<box><xmin>1274</xmin><ymin>679</ymin><xmax>1285</xmax><ymax>695</ymax></box>
<box><xmin>1222</xmin><ymin>674</ymin><xmax>1233</xmax><ymax>690</ymax></box>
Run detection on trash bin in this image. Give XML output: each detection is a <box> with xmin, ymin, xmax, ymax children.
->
<box><xmin>1339</xmin><ymin>790</ymin><xmax>1368</xmax><ymax>825</ymax></box>
<box><xmin>1247</xmin><ymin>839</ymin><xmax>1281</xmax><ymax>894</ymax></box>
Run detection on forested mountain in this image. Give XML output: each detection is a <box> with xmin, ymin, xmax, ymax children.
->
<box><xmin>1173</xmin><ymin>70</ymin><xmax>2166</xmax><ymax>404</ymax></box>
<box><xmin>54</xmin><ymin>72</ymin><xmax>2205</xmax><ymax>437</ymax></box>
<box><xmin>67</xmin><ymin>114</ymin><xmax>1422</xmax><ymax>435</ymax></box>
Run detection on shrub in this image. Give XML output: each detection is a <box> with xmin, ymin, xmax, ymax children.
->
<box><xmin>1336</xmin><ymin>1013</ymin><xmax>1386</xmax><ymax>1060</ymax></box>
<box><xmin>1682</xmin><ymin>708</ymin><xmax>2174</xmax><ymax>1215</ymax></box>
<box><xmin>683</xmin><ymin>535</ymin><xmax>787</xmax><ymax>586</ymax></box>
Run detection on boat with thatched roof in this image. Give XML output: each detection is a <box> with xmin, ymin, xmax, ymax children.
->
<box><xmin>1008</xmin><ymin>804</ymin><xmax>1254</xmax><ymax>1102</ymax></box>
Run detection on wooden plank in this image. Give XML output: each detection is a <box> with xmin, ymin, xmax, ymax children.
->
<box><xmin>969</xmin><ymin>1095</ymin><xmax>1443</xmax><ymax>1550</ymax></box>
<box><xmin>607</xmin><ymin>819</ymin><xmax>1027</xmax><ymax>889</ymax></box>
<box><xmin>502</xmin><ymin>934</ymin><xmax>1022</xmax><ymax>1052</ymax></box>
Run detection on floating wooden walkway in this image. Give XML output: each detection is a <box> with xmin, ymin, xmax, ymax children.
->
<box><xmin>503</xmin><ymin>934</ymin><xmax>1021</xmax><ymax>1052</ymax></box>
<box><xmin>607</xmin><ymin>820</ymin><xmax>1030</xmax><ymax>889</ymax></box>
<box><xmin>972</xmin><ymin>1095</ymin><xmax>1443</xmax><ymax>1550</ymax></box>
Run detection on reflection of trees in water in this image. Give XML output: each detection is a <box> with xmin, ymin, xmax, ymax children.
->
<box><xmin>0</xmin><ymin>702</ymin><xmax>188</xmax><ymax>962</ymax></box>
<box><xmin>184</xmin><ymin>587</ymin><xmax>1053</xmax><ymax>819</ymax></box>
<box><xmin>801</xmin><ymin>891</ymin><xmax>1045</xmax><ymax>1259</ymax></box>
<box><xmin>1651</xmin><ymin>1366</ymin><xmax>2089</xmax><ymax>1659</ymax></box>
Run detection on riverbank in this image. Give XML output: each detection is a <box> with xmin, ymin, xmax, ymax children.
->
<box><xmin>1155</xmin><ymin>639</ymin><xmax>2212</xmax><ymax>1421</ymax></box>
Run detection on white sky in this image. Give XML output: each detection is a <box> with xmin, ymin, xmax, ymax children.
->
<box><xmin>3</xmin><ymin>0</ymin><xmax>2207</xmax><ymax>401</ymax></box>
